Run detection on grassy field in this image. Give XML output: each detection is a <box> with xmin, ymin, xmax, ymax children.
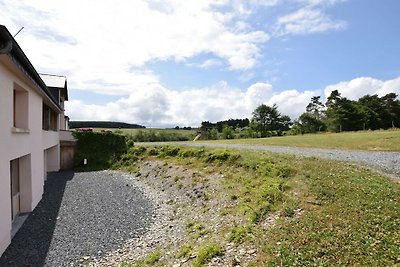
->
<box><xmin>114</xmin><ymin>145</ymin><xmax>400</xmax><ymax>266</ymax></box>
<box><xmin>208</xmin><ymin>129</ymin><xmax>400</xmax><ymax>151</ymax></box>
<box><xmin>92</xmin><ymin>127</ymin><xmax>197</xmax><ymax>135</ymax></box>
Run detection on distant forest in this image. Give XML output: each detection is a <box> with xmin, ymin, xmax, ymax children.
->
<box><xmin>69</xmin><ymin>121</ymin><xmax>146</xmax><ymax>129</ymax></box>
<box><xmin>201</xmin><ymin>118</ymin><xmax>250</xmax><ymax>132</ymax></box>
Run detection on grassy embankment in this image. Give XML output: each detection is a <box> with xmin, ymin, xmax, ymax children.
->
<box><xmin>114</xmin><ymin>145</ymin><xmax>400</xmax><ymax>266</ymax></box>
<box><xmin>207</xmin><ymin>129</ymin><xmax>400</xmax><ymax>151</ymax></box>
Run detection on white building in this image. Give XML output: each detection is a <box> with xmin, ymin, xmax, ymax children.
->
<box><xmin>0</xmin><ymin>25</ymin><xmax>71</xmax><ymax>256</ymax></box>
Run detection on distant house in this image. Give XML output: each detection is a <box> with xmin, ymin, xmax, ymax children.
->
<box><xmin>0</xmin><ymin>25</ymin><xmax>73</xmax><ymax>256</ymax></box>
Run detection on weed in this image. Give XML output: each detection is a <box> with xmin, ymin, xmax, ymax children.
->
<box><xmin>173</xmin><ymin>175</ymin><xmax>182</xmax><ymax>182</ymax></box>
<box><xmin>132</xmin><ymin>250</ymin><xmax>161</xmax><ymax>266</ymax></box>
<box><xmin>187</xmin><ymin>221</ymin><xmax>209</xmax><ymax>240</ymax></box>
<box><xmin>228</xmin><ymin>225</ymin><xmax>253</xmax><ymax>244</ymax></box>
<box><xmin>249</xmin><ymin>204</ymin><xmax>271</xmax><ymax>224</ymax></box>
<box><xmin>144</xmin><ymin>250</ymin><xmax>161</xmax><ymax>264</ymax></box>
<box><xmin>194</xmin><ymin>243</ymin><xmax>224</xmax><ymax>267</ymax></box>
<box><xmin>281</xmin><ymin>199</ymin><xmax>299</xmax><ymax>217</ymax></box>
<box><xmin>176</xmin><ymin>244</ymin><xmax>193</xmax><ymax>258</ymax></box>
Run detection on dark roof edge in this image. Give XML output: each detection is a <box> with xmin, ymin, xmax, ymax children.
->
<box><xmin>0</xmin><ymin>25</ymin><xmax>62</xmax><ymax>111</ymax></box>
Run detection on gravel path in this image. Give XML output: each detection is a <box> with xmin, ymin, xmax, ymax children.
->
<box><xmin>140</xmin><ymin>142</ymin><xmax>400</xmax><ymax>180</ymax></box>
<box><xmin>0</xmin><ymin>170</ymin><xmax>154</xmax><ymax>267</ymax></box>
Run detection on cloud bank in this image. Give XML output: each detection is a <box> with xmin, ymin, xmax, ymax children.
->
<box><xmin>66</xmin><ymin>76</ymin><xmax>400</xmax><ymax>127</ymax></box>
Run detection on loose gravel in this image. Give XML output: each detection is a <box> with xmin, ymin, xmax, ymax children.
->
<box><xmin>0</xmin><ymin>170</ymin><xmax>155</xmax><ymax>267</ymax></box>
<box><xmin>140</xmin><ymin>142</ymin><xmax>400</xmax><ymax>180</ymax></box>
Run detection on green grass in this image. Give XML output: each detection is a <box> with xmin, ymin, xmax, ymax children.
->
<box><xmin>127</xmin><ymin>250</ymin><xmax>161</xmax><ymax>267</ymax></box>
<box><xmin>115</xmin><ymin>145</ymin><xmax>400</xmax><ymax>266</ymax></box>
<box><xmin>91</xmin><ymin>127</ymin><xmax>197</xmax><ymax>137</ymax></box>
<box><xmin>176</xmin><ymin>244</ymin><xmax>193</xmax><ymax>259</ymax></box>
<box><xmin>193</xmin><ymin>243</ymin><xmax>224</xmax><ymax>267</ymax></box>
<box><xmin>206</xmin><ymin>129</ymin><xmax>400</xmax><ymax>151</ymax></box>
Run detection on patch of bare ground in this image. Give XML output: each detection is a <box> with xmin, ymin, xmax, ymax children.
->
<box><xmin>89</xmin><ymin>158</ymin><xmax>279</xmax><ymax>266</ymax></box>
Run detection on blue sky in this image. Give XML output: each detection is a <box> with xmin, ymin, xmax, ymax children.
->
<box><xmin>1</xmin><ymin>0</ymin><xmax>399</xmax><ymax>127</ymax></box>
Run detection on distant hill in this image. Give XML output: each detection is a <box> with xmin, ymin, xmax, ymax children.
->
<box><xmin>69</xmin><ymin>121</ymin><xmax>146</xmax><ymax>129</ymax></box>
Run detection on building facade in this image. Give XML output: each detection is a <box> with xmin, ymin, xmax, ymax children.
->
<box><xmin>0</xmin><ymin>25</ymin><xmax>70</xmax><ymax>256</ymax></box>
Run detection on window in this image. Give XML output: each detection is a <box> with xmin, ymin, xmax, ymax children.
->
<box><xmin>13</xmin><ymin>83</ymin><xmax>29</xmax><ymax>131</ymax></box>
<box><xmin>42</xmin><ymin>104</ymin><xmax>58</xmax><ymax>131</ymax></box>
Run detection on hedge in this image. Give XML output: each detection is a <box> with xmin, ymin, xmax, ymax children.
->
<box><xmin>73</xmin><ymin>131</ymin><xmax>127</xmax><ymax>171</ymax></box>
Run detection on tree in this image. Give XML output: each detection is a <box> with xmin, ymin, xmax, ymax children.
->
<box><xmin>292</xmin><ymin>113</ymin><xmax>326</xmax><ymax>134</ymax></box>
<box><xmin>381</xmin><ymin>93</ymin><xmax>400</xmax><ymax>128</ymax></box>
<box><xmin>325</xmin><ymin>90</ymin><xmax>365</xmax><ymax>132</ymax></box>
<box><xmin>306</xmin><ymin>96</ymin><xmax>325</xmax><ymax>117</ymax></box>
<box><xmin>251</xmin><ymin>104</ymin><xmax>292</xmax><ymax>137</ymax></box>
<box><xmin>325</xmin><ymin>90</ymin><xmax>342</xmax><ymax>108</ymax></box>
<box><xmin>293</xmin><ymin>96</ymin><xmax>327</xmax><ymax>134</ymax></box>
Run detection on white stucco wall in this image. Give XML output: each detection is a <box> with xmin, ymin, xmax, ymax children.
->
<box><xmin>0</xmin><ymin>58</ymin><xmax>61</xmax><ymax>256</ymax></box>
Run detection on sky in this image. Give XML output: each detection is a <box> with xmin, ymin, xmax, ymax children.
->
<box><xmin>1</xmin><ymin>0</ymin><xmax>400</xmax><ymax>128</ymax></box>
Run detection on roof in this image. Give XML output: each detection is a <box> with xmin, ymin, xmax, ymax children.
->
<box><xmin>40</xmin><ymin>73</ymin><xmax>68</xmax><ymax>101</ymax></box>
<box><xmin>0</xmin><ymin>25</ymin><xmax>62</xmax><ymax>111</ymax></box>
<box><xmin>40</xmin><ymin>73</ymin><xmax>66</xmax><ymax>88</ymax></box>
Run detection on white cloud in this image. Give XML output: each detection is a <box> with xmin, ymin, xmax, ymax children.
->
<box><xmin>324</xmin><ymin>76</ymin><xmax>400</xmax><ymax>100</ymax></box>
<box><xmin>275</xmin><ymin>7</ymin><xmax>346</xmax><ymax>36</ymax></box>
<box><xmin>0</xmin><ymin>0</ymin><xmax>271</xmax><ymax>94</ymax></box>
<box><xmin>377</xmin><ymin>77</ymin><xmax>400</xmax><ymax>96</ymax></box>
<box><xmin>266</xmin><ymin>89</ymin><xmax>318</xmax><ymax>119</ymax></box>
<box><xmin>66</xmin><ymin>76</ymin><xmax>400</xmax><ymax>127</ymax></box>
<box><xmin>297</xmin><ymin>0</ymin><xmax>347</xmax><ymax>7</ymax></box>
<box><xmin>66</xmin><ymin>81</ymin><xmax>248</xmax><ymax>127</ymax></box>
<box><xmin>245</xmin><ymin>82</ymin><xmax>273</xmax><ymax>109</ymax></box>
<box><xmin>188</xmin><ymin>58</ymin><xmax>223</xmax><ymax>69</ymax></box>
<box><xmin>65</xmin><ymin>80</ymin><xmax>310</xmax><ymax>127</ymax></box>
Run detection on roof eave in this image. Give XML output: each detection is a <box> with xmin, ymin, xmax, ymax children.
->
<box><xmin>0</xmin><ymin>25</ymin><xmax>62</xmax><ymax>111</ymax></box>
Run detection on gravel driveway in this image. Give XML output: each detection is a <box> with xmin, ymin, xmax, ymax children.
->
<box><xmin>0</xmin><ymin>170</ymin><xmax>154</xmax><ymax>266</ymax></box>
<box><xmin>140</xmin><ymin>142</ymin><xmax>400</xmax><ymax>180</ymax></box>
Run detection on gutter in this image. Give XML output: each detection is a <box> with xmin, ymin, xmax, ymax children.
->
<box><xmin>0</xmin><ymin>25</ymin><xmax>62</xmax><ymax>112</ymax></box>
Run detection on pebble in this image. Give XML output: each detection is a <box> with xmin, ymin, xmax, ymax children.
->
<box><xmin>0</xmin><ymin>170</ymin><xmax>155</xmax><ymax>266</ymax></box>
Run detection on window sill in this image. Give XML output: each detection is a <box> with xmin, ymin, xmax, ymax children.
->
<box><xmin>12</xmin><ymin>127</ymin><xmax>30</xmax><ymax>134</ymax></box>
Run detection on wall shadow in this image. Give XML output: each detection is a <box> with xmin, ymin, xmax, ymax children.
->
<box><xmin>0</xmin><ymin>171</ymin><xmax>74</xmax><ymax>267</ymax></box>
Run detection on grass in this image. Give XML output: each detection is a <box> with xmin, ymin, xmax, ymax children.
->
<box><xmin>193</xmin><ymin>243</ymin><xmax>224</xmax><ymax>267</ymax></box>
<box><xmin>207</xmin><ymin>129</ymin><xmax>400</xmax><ymax>151</ymax></box>
<box><xmin>89</xmin><ymin>127</ymin><xmax>197</xmax><ymax>137</ymax></box>
<box><xmin>122</xmin><ymin>250</ymin><xmax>161</xmax><ymax>267</ymax></box>
<box><xmin>115</xmin><ymin>145</ymin><xmax>400</xmax><ymax>266</ymax></box>
<box><xmin>176</xmin><ymin>244</ymin><xmax>193</xmax><ymax>259</ymax></box>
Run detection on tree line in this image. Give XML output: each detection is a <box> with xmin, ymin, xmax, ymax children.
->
<box><xmin>70</xmin><ymin>121</ymin><xmax>146</xmax><ymax>129</ymax></box>
<box><xmin>292</xmin><ymin>91</ymin><xmax>400</xmax><ymax>134</ymax></box>
<box><xmin>201</xmin><ymin>118</ymin><xmax>250</xmax><ymax>132</ymax></box>
<box><xmin>199</xmin><ymin>91</ymin><xmax>400</xmax><ymax>140</ymax></box>
<box><xmin>199</xmin><ymin>108</ymin><xmax>290</xmax><ymax>140</ymax></box>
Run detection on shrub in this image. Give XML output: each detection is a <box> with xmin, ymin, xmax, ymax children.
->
<box><xmin>204</xmin><ymin>150</ymin><xmax>241</xmax><ymax>163</ymax></box>
<box><xmin>158</xmin><ymin>146</ymin><xmax>181</xmax><ymax>157</ymax></box>
<box><xmin>73</xmin><ymin>131</ymin><xmax>127</xmax><ymax>171</ymax></box>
